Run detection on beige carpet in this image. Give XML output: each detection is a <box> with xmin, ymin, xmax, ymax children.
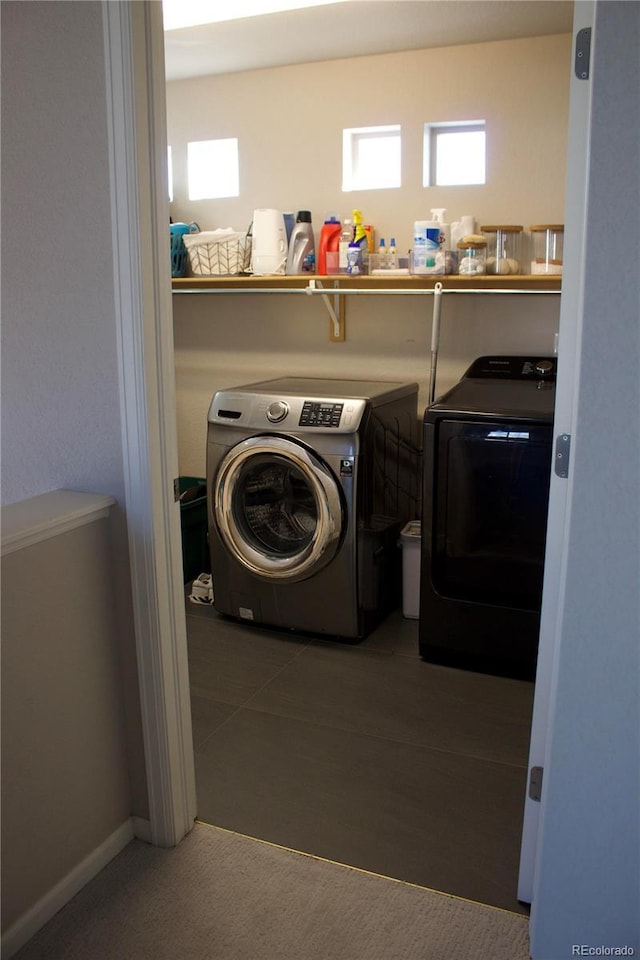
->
<box><xmin>14</xmin><ymin>822</ymin><xmax>530</xmax><ymax>960</ymax></box>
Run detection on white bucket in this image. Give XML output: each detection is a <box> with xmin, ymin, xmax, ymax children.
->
<box><xmin>400</xmin><ymin>521</ymin><xmax>421</xmax><ymax>619</ymax></box>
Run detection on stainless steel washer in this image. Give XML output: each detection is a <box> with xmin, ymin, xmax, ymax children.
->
<box><xmin>206</xmin><ymin>377</ymin><xmax>419</xmax><ymax>639</ymax></box>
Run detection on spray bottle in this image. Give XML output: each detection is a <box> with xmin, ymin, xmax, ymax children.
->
<box><xmin>430</xmin><ymin>209</ymin><xmax>450</xmax><ymax>254</ymax></box>
<box><xmin>352</xmin><ymin>209</ymin><xmax>369</xmax><ymax>272</ymax></box>
<box><xmin>353</xmin><ymin>209</ymin><xmax>367</xmax><ymax>247</ymax></box>
<box><xmin>430</xmin><ymin>208</ymin><xmax>451</xmax><ymax>272</ymax></box>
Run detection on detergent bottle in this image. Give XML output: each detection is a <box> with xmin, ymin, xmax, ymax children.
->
<box><xmin>317</xmin><ymin>215</ymin><xmax>341</xmax><ymax>274</ymax></box>
<box><xmin>286</xmin><ymin>210</ymin><xmax>316</xmax><ymax>274</ymax></box>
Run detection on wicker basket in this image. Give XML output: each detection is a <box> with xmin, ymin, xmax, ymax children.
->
<box><xmin>183</xmin><ymin>230</ymin><xmax>251</xmax><ymax>276</ymax></box>
<box><xmin>170</xmin><ymin>222</ymin><xmax>199</xmax><ymax>277</ymax></box>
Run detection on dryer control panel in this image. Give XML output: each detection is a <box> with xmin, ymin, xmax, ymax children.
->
<box><xmin>464</xmin><ymin>356</ymin><xmax>557</xmax><ymax>381</ymax></box>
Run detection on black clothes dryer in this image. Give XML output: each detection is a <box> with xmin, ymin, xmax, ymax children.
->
<box><xmin>419</xmin><ymin>356</ymin><xmax>556</xmax><ymax>680</ymax></box>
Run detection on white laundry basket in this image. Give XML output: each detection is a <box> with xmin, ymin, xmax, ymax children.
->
<box><xmin>400</xmin><ymin>521</ymin><xmax>421</xmax><ymax>619</ymax></box>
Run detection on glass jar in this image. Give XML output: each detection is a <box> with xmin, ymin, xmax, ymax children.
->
<box><xmin>456</xmin><ymin>238</ymin><xmax>486</xmax><ymax>275</ymax></box>
<box><xmin>481</xmin><ymin>225</ymin><xmax>523</xmax><ymax>275</ymax></box>
<box><xmin>530</xmin><ymin>225</ymin><xmax>564</xmax><ymax>274</ymax></box>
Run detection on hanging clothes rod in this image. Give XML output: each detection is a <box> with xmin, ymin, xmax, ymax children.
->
<box><xmin>172</xmin><ymin>285</ymin><xmax>559</xmax><ymax>296</ymax></box>
<box><xmin>172</xmin><ymin>280</ymin><xmax>560</xmax><ymax>392</ymax></box>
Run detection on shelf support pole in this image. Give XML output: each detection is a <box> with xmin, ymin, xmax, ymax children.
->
<box><xmin>428</xmin><ymin>282</ymin><xmax>443</xmax><ymax>404</ymax></box>
<box><xmin>308</xmin><ymin>279</ymin><xmax>345</xmax><ymax>341</ymax></box>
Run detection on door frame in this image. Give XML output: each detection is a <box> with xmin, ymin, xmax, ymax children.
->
<box><xmin>105</xmin><ymin>0</ymin><xmax>604</xmax><ymax>900</ymax></box>
<box><xmin>103</xmin><ymin>0</ymin><xmax>196</xmax><ymax>847</ymax></box>
<box><xmin>516</xmin><ymin>0</ymin><xmax>595</xmax><ymax>902</ymax></box>
<box><xmin>104</xmin><ymin>0</ymin><xmax>589</xmax><ymax>862</ymax></box>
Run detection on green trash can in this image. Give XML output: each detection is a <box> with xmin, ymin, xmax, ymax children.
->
<box><xmin>178</xmin><ymin>477</ymin><xmax>210</xmax><ymax>584</ymax></box>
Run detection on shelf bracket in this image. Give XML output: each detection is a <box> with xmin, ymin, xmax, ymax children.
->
<box><xmin>308</xmin><ymin>279</ymin><xmax>345</xmax><ymax>341</ymax></box>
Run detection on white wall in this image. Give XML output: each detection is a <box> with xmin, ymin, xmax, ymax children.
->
<box><xmin>0</xmin><ymin>1</ymin><xmax>148</xmax><ymax>819</ymax></box>
<box><xmin>166</xmin><ymin>33</ymin><xmax>571</xmax><ymax>252</ymax></box>
<box><xmin>173</xmin><ymin>289</ymin><xmax>561</xmax><ymax>478</ymax></box>
<box><xmin>167</xmin><ymin>32</ymin><xmax>570</xmax><ymax>478</ymax></box>
<box><xmin>1</xmin><ymin>506</ymin><xmax>131</xmax><ymax>941</ymax></box>
<box><xmin>530</xmin><ymin>1</ymin><xmax>640</xmax><ymax>954</ymax></box>
<box><xmin>1</xmin><ymin>2</ymin><xmax>122</xmax><ymax>507</ymax></box>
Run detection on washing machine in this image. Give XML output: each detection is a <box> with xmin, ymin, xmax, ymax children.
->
<box><xmin>207</xmin><ymin>377</ymin><xmax>419</xmax><ymax>639</ymax></box>
<box><xmin>420</xmin><ymin>356</ymin><xmax>556</xmax><ymax>680</ymax></box>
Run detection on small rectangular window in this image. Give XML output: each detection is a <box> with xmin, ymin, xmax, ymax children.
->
<box><xmin>342</xmin><ymin>125</ymin><xmax>401</xmax><ymax>192</ymax></box>
<box><xmin>423</xmin><ymin>121</ymin><xmax>486</xmax><ymax>187</ymax></box>
<box><xmin>187</xmin><ymin>138</ymin><xmax>239</xmax><ymax>200</ymax></box>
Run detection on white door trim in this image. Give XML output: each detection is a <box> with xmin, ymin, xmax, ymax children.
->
<box><xmin>102</xmin><ymin>0</ymin><xmax>196</xmax><ymax>847</ymax></box>
<box><xmin>517</xmin><ymin>0</ymin><xmax>595</xmax><ymax>903</ymax></box>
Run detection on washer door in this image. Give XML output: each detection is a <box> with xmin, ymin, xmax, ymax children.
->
<box><xmin>214</xmin><ymin>435</ymin><xmax>345</xmax><ymax>581</ymax></box>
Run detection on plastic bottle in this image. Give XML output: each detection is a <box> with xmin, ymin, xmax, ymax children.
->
<box><xmin>353</xmin><ymin>210</ymin><xmax>369</xmax><ymax>271</ymax></box>
<box><xmin>430</xmin><ymin>209</ymin><xmax>451</xmax><ymax>254</ymax></box>
<box><xmin>317</xmin><ymin>216</ymin><xmax>342</xmax><ymax>275</ymax></box>
<box><xmin>286</xmin><ymin>210</ymin><xmax>315</xmax><ymax>275</ymax></box>
<box><xmin>450</xmin><ymin>215</ymin><xmax>476</xmax><ymax>250</ymax></box>
<box><xmin>364</xmin><ymin>225</ymin><xmax>375</xmax><ymax>253</ymax></box>
<box><xmin>377</xmin><ymin>238</ymin><xmax>389</xmax><ymax>270</ymax></box>
<box><xmin>338</xmin><ymin>219</ymin><xmax>353</xmax><ymax>270</ymax></box>
<box><xmin>346</xmin><ymin>242</ymin><xmax>362</xmax><ymax>275</ymax></box>
<box><xmin>353</xmin><ymin>209</ymin><xmax>367</xmax><ymax>247</ymax></box>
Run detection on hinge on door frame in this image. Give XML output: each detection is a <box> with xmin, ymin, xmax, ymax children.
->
<box><xmin>555</xmin><ymin>433</ymin><xmax>571</xmax><ymax>478</ymax></box>
<box><xmin>173</xmin><ymin>477</ymin><xmax>180</xmax><ymax>502</ymax></box>
<box><xmin>575</xmin><ymin>27</ymin><xmax>591</xmax><ymax>80</ymax></box>
<box><xmin>529</xmin><ymin>766</ymin><xmax>544</xmax><ymax>802</ymax></box>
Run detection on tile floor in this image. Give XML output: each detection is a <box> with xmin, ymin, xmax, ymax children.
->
<box><xmin>186</xmin><ymin>598</ymin><xmax>534</xmax><ymax>915</ymax></box>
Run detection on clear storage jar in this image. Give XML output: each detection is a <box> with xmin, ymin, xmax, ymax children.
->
<box><xmin>530</xmin><ymin>225</ymin><xmax>564</xmax><ymax>274</ymax></box>
<box><xmin>481</xmin><ymin>225</ymin><xmax>523</xmax><ymax>275</ymax></box>
<box><xmin>456</xmin><ymin>237</ymin><xmax>486</xmax><ymax>275</ymax></box>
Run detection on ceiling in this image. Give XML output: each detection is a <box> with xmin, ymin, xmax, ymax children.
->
<box><xmin>164</xmin><ymin>0</ymin><xmax>574</xmax><ymax>82</ymax></box>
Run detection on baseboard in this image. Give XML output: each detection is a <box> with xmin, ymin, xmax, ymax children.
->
<box><xmin>132</xmin><ymin>816</ymin><xmax>152</xmax><ymax>843</ymax></box>
<box><xmin>1</xmin><ymin>818</ymin><xmax>135</xmax><ymax>959</ymax></box>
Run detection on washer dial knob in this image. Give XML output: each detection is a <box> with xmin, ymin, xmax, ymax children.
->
<box><xmin>535</xmin><ymin>359</ymin><xmax>555</xmax><ymax>377</ymax></box>
<box><xmin>266</xmin><ymin>400</ymin><xmax>289</xmax><ymax>423</ymax></box>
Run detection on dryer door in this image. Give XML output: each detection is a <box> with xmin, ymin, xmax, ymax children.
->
<box><xmin>214</xmin><ymin>435</ymin><xmax>345</xmax><ymax>581</ymax></box>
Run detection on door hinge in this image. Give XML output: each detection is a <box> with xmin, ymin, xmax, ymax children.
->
<box><xmin>529</xmin><ymin>766</ymin><xmax>544</xmax><ymax>802</ymax></box>
<box><xmin>554</xmin><ymin>433</ymin><xmax>571</xmax><ymax>478</ymax></box>
<box><xmin>173</xmin><ymin>477</ymin><xmax>180</xmax><ymax>502</ymax></box>
<box><xmin>575</xmin><ymin>27</ymin><xmax>591</xmax><ymax>80</ymax></box>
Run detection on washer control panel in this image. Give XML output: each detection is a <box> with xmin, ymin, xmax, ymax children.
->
<box><xmin>299</xmin><ymin>400</ymin><xmax>344</xmax><ymax>427</ymax></box>
<box><xmin>210</xmin><ymin>391</ymin><xmax>367</xmax><ymax>433</ymax></box>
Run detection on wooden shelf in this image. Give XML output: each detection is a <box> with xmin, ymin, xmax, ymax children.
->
<box><xmin>171</xmin><ymin>274</ymin><xmax>561</xmax><ymax>293</ymax></box>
